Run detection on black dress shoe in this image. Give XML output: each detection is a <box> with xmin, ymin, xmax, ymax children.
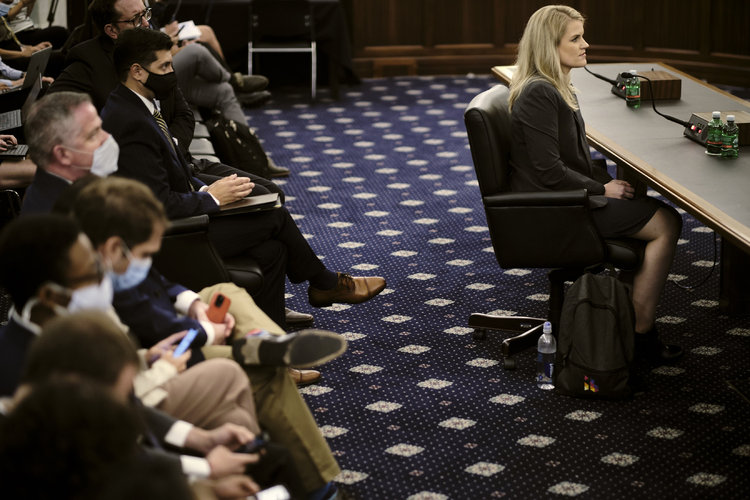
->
<box><xmin>231</xmin><ymin>72</ymin><xmax>269</xmax><ymax>93</ymax></box>
<box><xmin>237</xmin><ymin>90</ymin><xmax>272</xmax><ymax>108</ymax></box>
<box><xmin>232</xmin><ymin>329</ymin><xmax>347</xmax><ymax>368</ymax></box>
<box><xmin>267</xmin><ymin>161</ymin><xmax>290</xmax><ymax>178</ymax></box>
<box><xmin>634</xmin><ymin>328</ymin><xmax>684</xmax><ymax>365</ymax></box>
<box><xmin>285</xmin><ymin>307</ymin><xmax>314</xmax><ymax>327</ymax></box>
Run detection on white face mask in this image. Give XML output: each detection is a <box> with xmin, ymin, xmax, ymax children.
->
<box><xmin>68</xmin><ymin>135</ymin><xmax>120</xmax><ymax>177</ymax></box>
<box><xmin>43</xmin><ymin>275</ymin><xmax>115</xmax><ymax>314</ymax></box>
<box><xmin>66</xmin><ymin>274</ymin><xmax>115</xmax><ymax>312</ymax></box>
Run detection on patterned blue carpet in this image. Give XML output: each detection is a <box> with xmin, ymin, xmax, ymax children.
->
<box><xmin>246</xmin><ymin>75</ymin><xmax>750</xmax><ymax>499</ymax></box>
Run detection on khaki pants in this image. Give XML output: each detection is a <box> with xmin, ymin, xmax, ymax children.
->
<box><xmin>158</xmin><ymin>358</ymin><xmax>260</xmax><ymax>434</ymax></box>
<box><xmin>199</xmin><ymin>283</ymin><xmax>340</xmax><ymax>492</ymax></box>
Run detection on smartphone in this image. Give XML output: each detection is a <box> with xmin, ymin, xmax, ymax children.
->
<box><xmin>238</xmin><ymin>437</ymin><xmax>266</xmax><ymax>454</ymax></box>
<box><xmin>207</xmin><ymin>292</ymin><xmax>231</xmax><ymax>323</ymax></box>
<box><xmin>172</xmin><ymin>328</ymin><xmax>199</xmax><ymax>358</ymax></box>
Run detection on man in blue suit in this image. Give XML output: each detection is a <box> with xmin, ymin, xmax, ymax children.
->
<box><xmin>101</xmin><ymin>27</ymin><xmax>386</xmax><ymax>328</ymax></box>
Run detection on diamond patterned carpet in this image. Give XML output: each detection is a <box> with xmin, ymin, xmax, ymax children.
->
<box><xmin>246</xmin><ymin>75</ymin><xmax>750</xmax><ymax>499</ymax></box>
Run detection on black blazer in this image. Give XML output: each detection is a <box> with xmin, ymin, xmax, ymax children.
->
<box><xmin>508</xmin><ymin>79</ymin><xmax>612</xmax><ymax>197</ymax></box>
<box><xmin>49</xmin><ymin>35</ymin><xmax>195</xmax><ymax>154</ymax></box>
<box><xmin>19</xmin><ymin>168</ymin><xmax>71</xmax><ymax>216</ymax></box>
<box><xmin>101</xmin><ymin>84</ymin><xmax>219</xmax><ymax>219</ymax></box>
<box><xmin>0</xmin><ymin>318</ymin><xmax>35</xmax><ymax>397</ymax></box>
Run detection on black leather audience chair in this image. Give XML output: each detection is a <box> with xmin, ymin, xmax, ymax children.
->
<box><xmin>464</xmin><ymin>84</ymin><xmax>644</xmax><ymax>369</ymax></box>
<box><xmin>155</xmin><ymin>215</ymin><xmax>263</xmax><ymax>295</ymax></box>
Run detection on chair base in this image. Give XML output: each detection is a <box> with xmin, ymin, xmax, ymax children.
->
<box><xmin>468</xmin><ymin>313</ymin><xmax>546</xmax><ymax>370</ymax></box>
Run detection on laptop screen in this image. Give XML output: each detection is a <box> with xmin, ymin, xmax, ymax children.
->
<box><xmin>21</xmin><ymin>76</ymin><xmax>42</xmax><ymax>123</ymax></box>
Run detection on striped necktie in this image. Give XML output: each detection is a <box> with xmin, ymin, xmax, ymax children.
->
<box><xmin>152</xmin><ymin>107</ymin><xmax>194</xmax><ymax>191</ymax></box>
<box><xmin>152</xmin><ymin>108</ymin><xmax>176</xmax><ymax>153</ymax></box>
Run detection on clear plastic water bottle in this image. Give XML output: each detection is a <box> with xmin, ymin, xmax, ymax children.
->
<box><xmin>625</xmin><ymin>70</ymin><xmax>641</xmax><ymax>109</ymax></box>
<box><xmin>721</xmin><ymin>114</ymin><xmax>739</xmax><ymax>158</ymax></box>
<box><xmin>536</xmin><ymin>321</ymin><xmax>556</xmax><ymax>390</ymax></box>
<box><xmin>705</xmin><ymin>111</ymin><xmax>724</xmax><ymax>156</ymax></box>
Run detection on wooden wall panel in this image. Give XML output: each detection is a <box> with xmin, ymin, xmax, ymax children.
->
<box><xmin>353</xmin><ymin>0</ymin><xmax>424</xmax><ymax>48</ymax></box>
<box><xmin>710</xmin><ymin>0</ymin><xmax>750</xmax><ymax>56</ymax></box>
<box><xmin>642</xmin><ymin>0</ymin><xmax>702</xmax><ymax>52</ymax></box>
<box><xmin>581</xmin><ymin>1</ymin><xmax>638</xmax><ymax>52</ymax></box>
<box><xmin>432</xmin><ymin>0</ymin><xmax>495</xmax><ymax>46</ymax></box>
<box><xmin>349</xmin><ymin>0</ymin><xmax>750</xmax><ymax>86</ymax></box>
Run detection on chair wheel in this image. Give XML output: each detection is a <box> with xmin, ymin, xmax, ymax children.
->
<box><xmin>503</xmin><ymin>358</ymin><xmax>517</xmax><ymax>370</ymax></box>
<box><xmin>472</xmin><ymin>329</ymin><xmax>487</xmax><ymax>341</ymax></box>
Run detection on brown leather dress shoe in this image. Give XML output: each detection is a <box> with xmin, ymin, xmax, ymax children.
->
<box><xmin>308</xmin><ymin>273</ymin><xmax>386</xmax><ymax>308</ymax></box>
<box><xmin>288</xmin><ymin>368</ymin><xmax>321</xmax><ymax>386</ymax></box>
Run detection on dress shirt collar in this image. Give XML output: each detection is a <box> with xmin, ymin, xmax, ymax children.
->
<box><xmin>127</xmin><ymin>86</ymin><xmax>162</xmax><ymax>114</ymax></box>
<box><xmin>9</xmin><ymin>306</ymin><xmax>42</xmax><ymax>337</ymax></box>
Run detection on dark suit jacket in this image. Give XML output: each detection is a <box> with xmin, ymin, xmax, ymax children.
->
<box><xmin>0</xmin><ymin>318</ymin><xmax>35</xmax><ymax>397</ymax></box>
<box><xmin>49</xmin><ymin>35</ymin><xmax>195</xmax><ymax>154</ymax></box>
<box><xmin>113</xmin><ymin>267</ymin><xmax>209</xmax><ymax>361</ymax></box>
<box><xmin>19</xmin><ymin>168</ymin><xmax>71</xmax><ymax>216</ymax></box>
<box><xmin>508</xmin><ymin>79</ymin><xmax>612</xmax><ymax>197</ymax></box>
<box><xmin>101</xmin><ymin>84</ymin><xmax>219</xmax><ymax>219</ymax></box>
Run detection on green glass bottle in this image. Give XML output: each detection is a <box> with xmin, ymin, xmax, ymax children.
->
<box><xmin>625</xmin><ymin>69</ymin><xmax>640</xmax><ymax>109</ymax></box>
<box><xmin>721</xmin><ymin>114</ymin><xmax>739</xmax><ymax>158</ymax></box>
<box><xmin>705</xmin><ymin>111</ymin><xmax>723</xmax><ymax>156</ymax></box>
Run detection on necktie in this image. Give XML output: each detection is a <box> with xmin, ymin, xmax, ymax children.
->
<box><xmin>152</xmin><ymin>108</ymin><xmax>176</xmax><ymax>153</ymax></box>
<box><xmin>153</xmin><ymin>107</ymin><xmax>195</xmax><ymax>191</ymax></box>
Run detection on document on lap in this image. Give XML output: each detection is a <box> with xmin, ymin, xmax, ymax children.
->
<box><xmin>214</xmin><ymin>192</ymin><xmax>280</xmax><ymax>216</ymax></box>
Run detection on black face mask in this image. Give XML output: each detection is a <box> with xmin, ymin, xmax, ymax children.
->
<box><xmin>143</xmin><ymin>69</ymin><xmax>177</xmax><ymax>100</ymax></box>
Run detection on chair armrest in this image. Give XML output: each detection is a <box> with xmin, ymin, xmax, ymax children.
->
<box><xmin>164</xmin><ymin>215</ymin><xmax>209</xmax><ymax>236</ymax></box>
<box><xmin>483</xmin><ymin>189</ymin><xmax>589</xmax><ymax>208</ymax></box>
<box><xmin>482</xmin><ymin>188</ymin><xmax>606</xmax><ymax>269</ymax></box>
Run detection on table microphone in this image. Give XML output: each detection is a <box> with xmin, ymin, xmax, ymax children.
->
<box><xmin>619</xmin><ymin>71</ymin><xmax>689</xmax><ymax>128</ymax></box>
<box><xmin>584</xmin><ymin>65</ymin><xmax>617</xmax><ymax>85</ymax></box>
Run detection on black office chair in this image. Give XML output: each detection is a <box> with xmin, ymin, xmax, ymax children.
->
<box><xmin>155</xmin><ymin>215</ymin><xmax>264</xmax><ymax>295</ymax></box>
<box><xmin>0</xmin><ymin>189</ymin><xmax>21</xmax><ymax>232</ymax></box>
<box><xmin>248</xmin><ymin>0</ymin><xmax>317</xmax><ymax>99</ymax></box>
<box><xmin>464</xmin><ymin>84</ymin><xmax>644</xmax><ymax>369</ymax></box>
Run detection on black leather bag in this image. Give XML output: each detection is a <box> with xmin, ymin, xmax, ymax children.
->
<box><xmin>204</xmin><ymin>115</ymin><xmax>270</xmax><ymax>178</ymax></box>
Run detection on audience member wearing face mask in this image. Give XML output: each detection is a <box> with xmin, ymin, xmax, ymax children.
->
<box><xmin>20</xmin><ymin>92</ymin><xmax>119</xmax><ymax>216</ymax></box>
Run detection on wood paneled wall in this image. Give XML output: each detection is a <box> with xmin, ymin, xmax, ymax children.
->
<box><xmin>345</xmin><ymin>0</ymin><xmax>750</xmax><ymax>86</ymax></box>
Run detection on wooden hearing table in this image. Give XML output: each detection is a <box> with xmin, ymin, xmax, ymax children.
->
<box><xmin>493</xmin><ymin>63</ymin><xmax>750</xmax><ymax>313</ymax></box>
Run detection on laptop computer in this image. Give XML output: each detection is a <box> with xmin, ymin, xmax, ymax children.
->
<box><xmin>0</xmin><ymin>46</ymin><xmax>51</xmax><ymax>95</ymax></box>
<box><xmin>0</xmin><ymin>143</ymin><xmax>28</xmax><ymax>160</ymax></box>
<box><xmin>0</xmin><ymin>74</ymin><xmax>42</xmax><ymax>132</ymax></box>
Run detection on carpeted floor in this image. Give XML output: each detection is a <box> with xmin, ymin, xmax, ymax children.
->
<box><xmin>246</xmin><ymin>75</ymin><xmax>750</xmax><ymax>499</ymax></box>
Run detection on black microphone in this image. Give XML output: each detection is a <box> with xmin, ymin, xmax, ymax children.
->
<box><xmin>584</xmin><ymin>65</ymin><xmax>617</xmax><ymax>85</ymax></box>
<box><xmin>620</xmin><ymin>72</ymin><xmax>690</xmax><ymax>128</ymax></box>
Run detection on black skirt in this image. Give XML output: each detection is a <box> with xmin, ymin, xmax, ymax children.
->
<box><xmin>591</xmin><ymin>196</ymin><xmax>667</xmax><ymax>238</ymax></box>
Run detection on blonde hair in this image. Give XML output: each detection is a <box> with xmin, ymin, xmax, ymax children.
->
<box><xmin>509</xmin><ymin>5</ymin><xmax>584</xmax><ymax>111</ymax></box>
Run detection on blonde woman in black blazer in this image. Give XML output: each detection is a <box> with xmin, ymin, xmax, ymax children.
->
<box><xmin>508</xmin><ymin>5</ymin><xmax>683</xmax><ymax>364</ymax></box>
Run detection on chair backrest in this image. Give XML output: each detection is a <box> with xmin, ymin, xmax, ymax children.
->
<box><xmin>464</xmin><ymin>84</ymin><xmax>607</xmax><ymax>270</ymax></box>
<box><xmin>250</xmin><ymin>0</ymin><xmax>315</xmax><ymax>42</ymax></box>
<box><xmin>0</xmin><ymin>189</ymin><xmax>21</xmax><ymax>232</ymax></box>
<box><xmin>464</xmin><ymin>84</ymin><xmax>513</xmax><ymax>198</ymax></box>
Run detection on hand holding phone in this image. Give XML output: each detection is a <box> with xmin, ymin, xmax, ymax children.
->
<box><xmin>173</xmin><ymin>328</ymin><xmax>199</xmax><ymax>357</ymax></box>
<box><xmin>207</xmin><ymin>292</ymin><xmax>231</xmax><ymax>323</ymax></box>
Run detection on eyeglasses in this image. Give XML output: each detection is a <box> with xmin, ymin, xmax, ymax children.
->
<box><xmin>114</xmin><ymin>7</ymin><xmax>152</xmax><ymax>28</ymax></box>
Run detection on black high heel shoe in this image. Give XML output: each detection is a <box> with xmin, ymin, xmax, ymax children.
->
<box><xmin>634</xmin><ymin>327</ymin><xmax>684</xmax><ymax>364</ymax></box>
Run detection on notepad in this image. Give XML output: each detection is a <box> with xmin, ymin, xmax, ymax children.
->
<box><xmin>177</xmin><ymin>20</ymin><xmax>202</xmax><ymax>41</ymax></box>
<box><xmin>215</xmin><ymin>192</ymin><xmax>280</xmax><ymax>216</ymax></box>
